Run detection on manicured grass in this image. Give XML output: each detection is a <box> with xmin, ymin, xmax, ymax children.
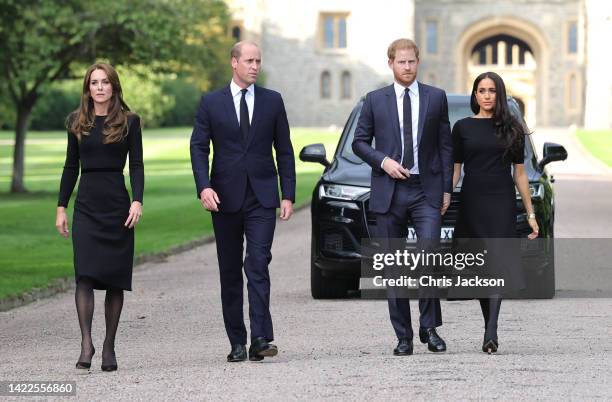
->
<box><xmin>0</xmin><ymin>127</ymin><xmax>340</xmax><ymax>300</ymax></box>
<box><xmin>576</xmin><ymin>129</ymin><xmax>612</xmax><ymax>167</ymax></box>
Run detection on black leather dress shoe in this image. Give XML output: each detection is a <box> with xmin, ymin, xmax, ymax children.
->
<box><xmin>227</xmin><ymin>344</ymin><xmax>247</xmax><ymax>362</ymax></box>
<box><xmin>248</xmin><ymin>337</ymin><xmax>278</xmax><ymax>361</ymax></box>
<box><xmin>393</xmin><ymin>338</ymin><xmax>413</xmax><ymax>356</ymax></box>
<box><xmin>419</xmin><ymin>328</ymin><xmax>447</xmax><ymax>352</ymax></box>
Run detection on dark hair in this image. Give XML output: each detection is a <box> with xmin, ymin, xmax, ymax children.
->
<box><xmin>470</xmin><ymin>71</ymin><xmax>529</xmax><ymax>161</ymax></box>
<box><xmin>67</xmin><ymin>63</ymin><xmax>131</xmax><ymax>144</ymax></box>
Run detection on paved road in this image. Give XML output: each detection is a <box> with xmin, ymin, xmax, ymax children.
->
<box><xmin>1</xmin><ymin>128</ymin><xmax>611</xmax><ymax>400</ymax></box>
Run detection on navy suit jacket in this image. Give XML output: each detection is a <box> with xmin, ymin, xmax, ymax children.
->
<box><xmin>352</xmin><ymin>82</ymin><xmax>452</xmax><ymax>213</ymax></box>
<box><xmin>190</xmin><ymin>85</ymin><xmax>296</xmax><ymax>213</ymax></box>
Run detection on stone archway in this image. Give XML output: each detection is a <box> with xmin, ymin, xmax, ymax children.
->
<box><xmin>455</xmin><ymin>17</ymin><xmax>550</xmax><ymax>126</ymax></box>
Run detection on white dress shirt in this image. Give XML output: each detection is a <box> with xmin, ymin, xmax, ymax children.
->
<box><xmin>230</xmin><ymin>80</ymin><xmax>254</xmax><ymax>125</ymax></box>
<box><xmin>381</xmin><ymin>80</ymin><xmax>420</xmax><ymax>174</ymax></box>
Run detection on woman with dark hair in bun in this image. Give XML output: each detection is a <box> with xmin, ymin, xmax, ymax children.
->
<box><xmin>451</xmin><ymin>71</ymin><xmax>537</xmax><ymax>354</ymax></box>
<box><xmin>56</xmin><ymin>62</ymin><xmax>144</xmax><ymax>371</ymax></box>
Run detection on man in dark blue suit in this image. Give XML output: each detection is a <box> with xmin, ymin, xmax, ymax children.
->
<box><xmin>352</xmin><ymin>39</ymin><xmax>453</xmax><ymax>356</ymax></box>
<box><xmin>190</xmin><ymin>41</ymin><xmax>296</xmax><ymax>362</ymax></box>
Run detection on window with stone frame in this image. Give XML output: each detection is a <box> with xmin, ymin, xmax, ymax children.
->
<box><xmin>320</xmin><ymin>13</ymin><xmax>349</xmax><ymax>49</ymax></box>
<box><xmin>565</xmin><ymin>71</ymin><xmax>581</xmax><ymax>112</ymax></box>
<box><xmin>230</xmin><ymin>21</ymin><xmax>244</xmax><ymax>41</ymax></box>
<box><xmin>425</xmin><ymin>20</ymin><xmax>439</xmax><ymax>55</ymax></box>
<box><xmin>321</xmin><ymin>71</ymin><xmax>331</xmax><ymax>99</ymax></box>
<box><xmin>567</xmin><ymin>20</ymin><xmax>578</xmax><ymax>55</ymax></box>
<box><xmin>340</xmin><ymin>71</ymin><xmax>351</xmax><ymax>99</ymax></box>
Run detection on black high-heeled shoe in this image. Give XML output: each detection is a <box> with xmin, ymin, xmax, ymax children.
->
<box><xmin>101</xmin><ymin>362</ymin><xmax>118</xmax><ymax>372</ymax></box>
<box><xmin>482</xmin><ymin>339</ymin><xmax>498</xmax><ymax>354</ymax></box>
<box><xmin>101</xmin><ymin>352</ymin><xmax>118</xmax><ymax>372</ymax></box>
<box><xmin>75</xmin><ymin>347</ymin><xmax>95</xmax><ymax>369</ymax></box>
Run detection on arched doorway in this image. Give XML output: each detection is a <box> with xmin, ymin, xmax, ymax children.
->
<box><xmin>469</xmin><ymin>34</ymin><xmax>536</xmax><ymax>126</ymax></box>
<box><xmin>456</xmin><ymin>17</ymin><xmax>550</xmax><ymax>127</ymax></box>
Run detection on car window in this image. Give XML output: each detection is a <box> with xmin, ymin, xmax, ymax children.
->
<box><xmin>338</xmin><ymin>106</ymin><xmax>363</xmax><ymax>163</ymax></box>
<box><xmin>448</xmin><ymin>102</ymin><xmax>473</xmax><ymax>127</ymax></box>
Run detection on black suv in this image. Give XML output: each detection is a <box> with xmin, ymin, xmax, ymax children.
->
<box><xmin>300</xmin><ymin>95</ymin><xmax>568</xmax><ymax>299</ymax></box>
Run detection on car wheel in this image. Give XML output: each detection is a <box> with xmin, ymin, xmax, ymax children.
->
<box><xmin>523</xmin><ymin>236</ymin><xmax>555</xmax><ymax>299</ymax></box>
<box><xmin>311</xmin><ymin>261</ymin><xmax>350</xmax><ymax>299</ymax></box>
<box><xmin>310</xmin><ymin>233</ymin><xmax>352</xmax><ymax>299</ymax></box>
<box><xmin>541</xmin><ymin>238</ymin><xmax>555</xmax><ymax>298</ymax></box>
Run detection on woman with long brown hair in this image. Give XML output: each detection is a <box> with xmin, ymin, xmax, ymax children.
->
<box><xmin>56</xmin><ymin>63</ymin><xmax>144</xmax><ymax>371</ymax></box>
<box><xmin>451</xmin><ymin>71</ymin><xmax>538</xmax><ymax>354</ymax></box>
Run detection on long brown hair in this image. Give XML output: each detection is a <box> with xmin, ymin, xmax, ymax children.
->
<box><xmin>67</xmin><ymin>63</ymin><xmax>131</xmax><ymax>143</ymax></box>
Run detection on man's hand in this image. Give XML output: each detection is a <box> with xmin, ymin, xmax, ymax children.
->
<box><xmin>200</xmin><ymin>188</ymin><xmax>220</xmax><ymax>212</ymax></box>
<box><xmin>279</xmin><ymin>199</ymin><xmax>294</xmax><ymax>220</ymax></box>
<box><xmin>382</xmin><ymin>158</ymin><xmax>410</xmax><ymax>180</ymax></box>
<box><xmin>441</xmin><ymin>192</ymin><xmax>451</xmax><ymax>215</ymax></box>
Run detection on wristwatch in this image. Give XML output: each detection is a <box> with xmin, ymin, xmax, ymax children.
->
<box><xmin>527</xmin><ymin>212</ymin><xmax>536</xmax><ymax>219</ymax></box>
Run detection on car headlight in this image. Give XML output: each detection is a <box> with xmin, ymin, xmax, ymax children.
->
<box><xmin>319</xmin><ymin>184</ymin><xmax>370</xmax><ymax>200</ymax></box>
<box><xmin>516</xmin><ymin>183</ymin><xmax>544</xmax><ymax>200</ymax></box>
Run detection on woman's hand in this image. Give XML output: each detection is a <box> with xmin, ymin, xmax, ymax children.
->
<box><xmin>527</xmin><ymin>216</ymin><xmax>539</xmax><ymax>240</ymax></box>
<box><xmin>56</xmin><ymin>207</ymin><xmax>70</xmax><ymax>238</ymax></box>
<box><xmin>125</xmin><ymin>201</ymin><xmax>143</xmax><ymax>229</ymax></box>
<box><xmin>513</xmin><ymin>164</ymin><xmax>539</xmax><ymax>240</ymax></box>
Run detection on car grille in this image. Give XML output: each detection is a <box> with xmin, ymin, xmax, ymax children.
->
<box><xmin>320</xmin><ymin>224</ymin><xmax>359</xmax><ymax>254</ymax></box>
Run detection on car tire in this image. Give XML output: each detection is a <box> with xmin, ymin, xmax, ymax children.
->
<box><xmin>311</xmin><ymin>262</ymin><xmax>350</xmax><ymax>299</ymax></box>
<box><xmin>523</xmin><ymin>236</ymin><xmax>555</xmax><ymax>299</ymax></box>
<box><xmin>541</xmin><ymin>238</ymin><xmax>555</xmax><ymax>298</ymax></box>
<box><xmin>310</xmin><ymin>234</ymin><xmax>351</xmax><ymax>299</ymax></box>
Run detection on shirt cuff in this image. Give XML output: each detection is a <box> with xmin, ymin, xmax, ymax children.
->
<box><xmin>380</xmin><ymin>156</ymin><xmax>388</xmax><ymax>169</ymax></box>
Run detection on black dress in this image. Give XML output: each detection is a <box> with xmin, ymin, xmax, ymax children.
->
<box><xmin>452</xmin><ymin>117</ymin><xmax>525</xmax><ymax>294</ymax></box>
<box><xmin>58</xmin><ymin>114</ymin><xmax>144</xmax><ymax>291</ymax></box>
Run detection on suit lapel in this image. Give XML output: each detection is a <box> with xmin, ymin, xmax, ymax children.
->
<box><xmin>385</xmin><ymin>84</ymin><xmax>402</xmax><ymax>151</ymax></box>
<box><xmin>222</xmin><ymin>85</ymin><xmax>240</xmax><ymax>129</ymax></box>
<box><xmin>417</xmin><ymin>82</ymin><xmax>430</xmax><ymax>146</ymax></box>
<box><xmin>245</xmin><ymin>85</ymin><xmax>264</xmax><ymax>149</ymax></box>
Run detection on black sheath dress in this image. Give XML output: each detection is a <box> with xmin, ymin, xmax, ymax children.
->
<box><xmin>58</xmin><ymin>114</ymin><xmax>144</xmax><ymax>290</ymax></box>
<box><xmin>452</xmin><ymin>117</ymin><xmax>526</xmax><ymax>293</ymax></box>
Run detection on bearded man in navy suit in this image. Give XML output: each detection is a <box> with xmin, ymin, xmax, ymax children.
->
<box><xmin>190</xmin><ymin>41</ymin><xmax>296</xmax><ymax>362</ymax></box>
<box><xmin>352</xmin><ymin>38</ymin><xmax>453</xmax><ymax>356</ymax></box>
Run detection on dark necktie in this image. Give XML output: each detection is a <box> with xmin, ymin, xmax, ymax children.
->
<box><xmin>240</xmin><ymin>88</ymin><xmax>250</xmax><ymax>143</ymax></box>
<box><xmin>402</xmin><ymin>87</ymin><xmax>414</xmax><ymax>169</ymax></box>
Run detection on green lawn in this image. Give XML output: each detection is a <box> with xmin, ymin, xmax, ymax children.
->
<box><xmin>576</xmin><ymin>129</ymin><xmax>612</xmax><ymax>167</ymax></box>
<box><xmin>0</xmin><ymin>127</ymin><xmax>340</xmax><ymax>300</ymax></box>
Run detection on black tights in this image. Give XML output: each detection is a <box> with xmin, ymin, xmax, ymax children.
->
<box><xmin>479</xmin><ymin>297</ymin><xmax>502</xmax><ymax>342</ymax></box>
<box><xmin>75</xmin><ymin>277</ymin><xmax>124</xmax><ymax>364</ymax></box>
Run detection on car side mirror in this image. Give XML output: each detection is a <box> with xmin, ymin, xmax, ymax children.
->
<box><xmin>299</xmin><ymin>143</ymin><xmax>330</xmax><ymax>167</ymax></box>
<box><xmin>538</xmin><ymin>142</ymin><xmax>567</xmax><ymax>171</ymax></box>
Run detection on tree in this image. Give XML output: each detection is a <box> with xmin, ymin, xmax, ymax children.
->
<box><xmin>0</xmin><ymin>0</ymin><xmax>232</xmax><ymax>192</ymax></box>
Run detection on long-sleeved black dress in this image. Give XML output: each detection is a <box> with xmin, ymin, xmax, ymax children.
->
<box><xmin>58</xmin><ymin>114</ymin><xmax>144</xmax><ymax>290</ymax></box>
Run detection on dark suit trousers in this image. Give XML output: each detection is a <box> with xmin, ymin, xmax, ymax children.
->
<box><xmin>375</xmin><ymin>175</ymin><xmax>443</xmax><ymax>341</ymax></box>
<box><xmin>211</xmin><ymin>179</ymin><xmax>276</xmax><ymax>346</ymax></box>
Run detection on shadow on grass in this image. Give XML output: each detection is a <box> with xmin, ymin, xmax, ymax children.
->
<box><xmin>0</xmin><ymin>190</ymin><xmax>56</xmax><ymax>200</ymax></box>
